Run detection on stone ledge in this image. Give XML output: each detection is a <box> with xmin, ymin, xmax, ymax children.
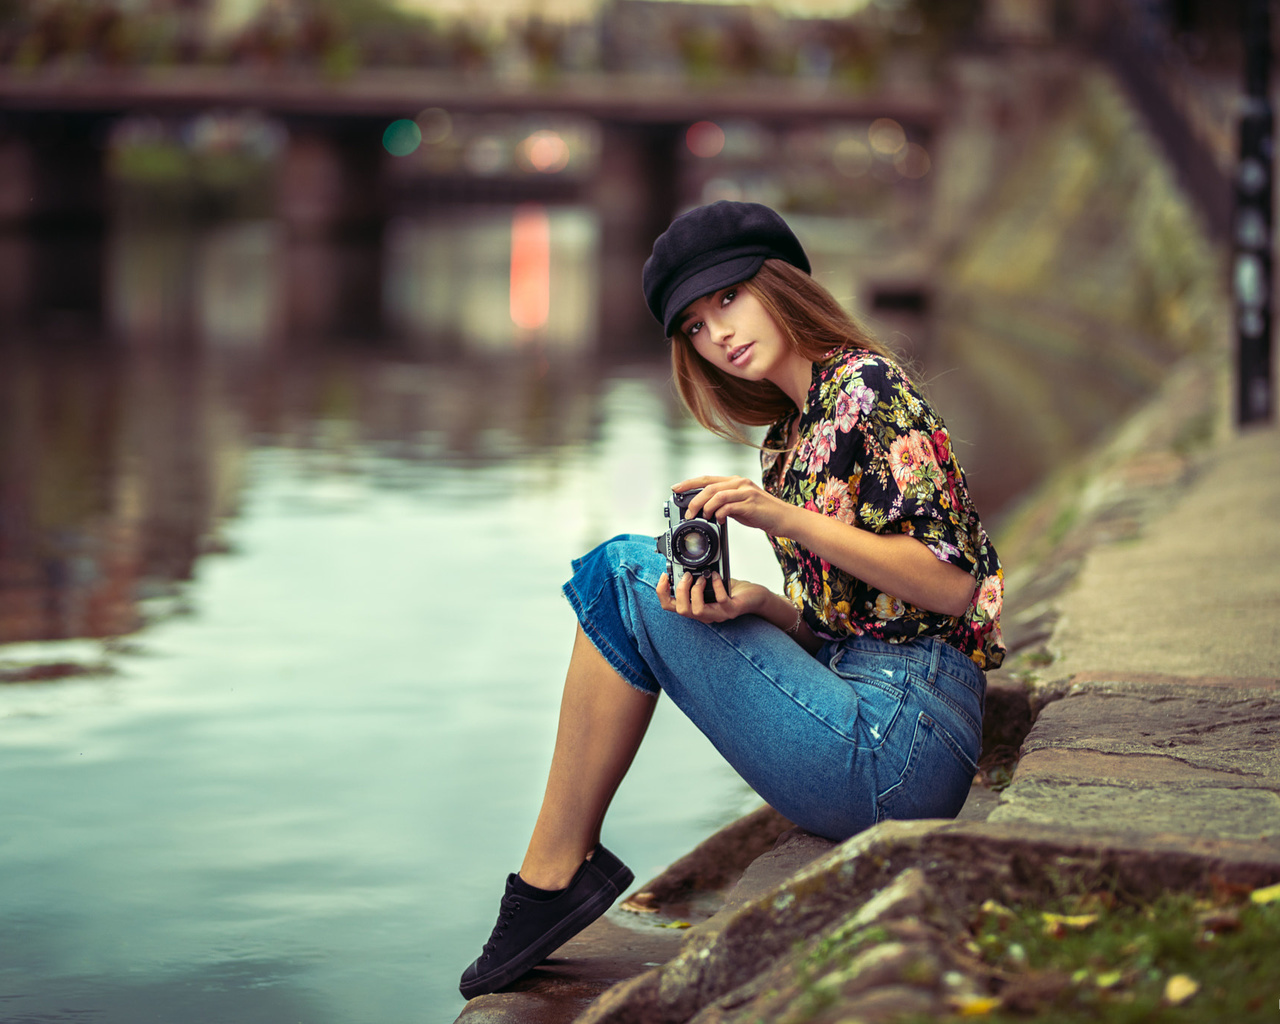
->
<box><xmin>1012</xmin><ymin>747</ymin><xmax>1266</xmax><ymax>788</ymax></box>
<box><xmin>455</xmin><ymin>915</ymin><xmax>688</xmax><ymax>1024</ymax></box>
<box><xmin>572</xmin><ymin>819</ymin><xmax>1280</xmax><ymax>1024</ymax></box>
<box><xmin>989</xmin><ymin>781</ymin><xmax>1280</xmax><ymax>842</ymax></box>
<box><xmin>1065</xmin><ymin>671</ymin><xmax>1280</xmax><ymax>694</ymax></box>
<box><xmin>1014</xmin><ymin>686</ymin><xmax>1280</xmax><ymax>784</ymax></box>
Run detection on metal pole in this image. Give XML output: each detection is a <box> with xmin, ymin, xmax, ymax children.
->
<box><xmin>1235</xmin><ymin>0</ymin><xmax>1273</xmax><ymax>425</ymax></box>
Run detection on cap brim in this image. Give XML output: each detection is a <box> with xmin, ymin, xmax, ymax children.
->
<box><xmin>662</xmin><ymin>253</ymin><xmax>767</xmax><ymax>337</ymax></box>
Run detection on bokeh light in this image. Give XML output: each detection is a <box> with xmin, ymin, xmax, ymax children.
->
<box><xmin>687</xmin><ymin>121</ymin><xmax>726</xmax><ymax>159</ymax></box>
<box><xmin>868</xmin><ymin>117</ymin><xmax>906</xmax><ymax>156</ymax></box>
<box><xmin>465</xmin><ymin>136</ymin><xmax>507</xmax><ymax>175</ymax></box>
<box><xmin>832</xmin><ymin>136</ymin><xmax>872</xmax><ymax>178</ymax></box>
<box><xmin>1237</xmin><ymin>207</ymin><xmax>1267</xmax><ymax>249</ymax></box>
<box><xmin>383</xmin><ymin>119</ymin><xmax>422</xmax><ymax>157</ymax></box>
<box><xmin>415</xmin><ymin>107</ymin><xmax>453</xmax><ymax>145</ymax></box>
<box><xmin>520</xmin><ymin>130</ymin><xmax>571</xmax><ymax>173</ymax></box>
<box><xmin>1235</xmin><ymin>252</ymin><xmax>1265</xmax><ymax>306</ymax></box>
<box><xmin>894</xmin><ymin>142</ymin><xmax>931</xmax><ymax>179</ymax></box>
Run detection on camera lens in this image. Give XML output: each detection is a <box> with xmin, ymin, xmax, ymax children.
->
<box><xmin>673</xmin><ymin>521</ymin><xmax>718</xmax><ymax>567</ymax></box>
<box><xmin>680</xmin><ymin>532</ymin><xmax>709</xmax><ymax>560</ymax></box>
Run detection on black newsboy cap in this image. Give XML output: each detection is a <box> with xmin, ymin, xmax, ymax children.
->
<box><xmin>642</xmin><ymin>201</ymin><xmax>811</xmax><ymax>337</ymax></box>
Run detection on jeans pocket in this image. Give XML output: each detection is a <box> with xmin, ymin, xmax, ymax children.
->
<box><xmin>829</xmin><ymin>649</ymin><xmax>909</xmax><ymax>750</ymax></box>
<box><xmin>875</xmin><ymin>710</ymin><xmax>978</xmax><ymax>824</ymax></box>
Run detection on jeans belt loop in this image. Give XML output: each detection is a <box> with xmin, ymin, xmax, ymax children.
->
<box><xmin>926</xmin><ymin>637</ymin><xmax>942</xmax><ymax>686</ymax></box>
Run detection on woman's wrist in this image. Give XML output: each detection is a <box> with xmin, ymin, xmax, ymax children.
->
<box><xmin>767</xmin><ymin>590</ymin><xmax>820</xmax><ymax>651</ymax></box>
<box><xmin>770</xmin><ymin>500</ymin><xmax>809</xmax><ymax>543</ymax></box>
<box><xmin>759</xmin><ymin>590</ymin><xmax>801</xmax><ymax>631</ymax></box>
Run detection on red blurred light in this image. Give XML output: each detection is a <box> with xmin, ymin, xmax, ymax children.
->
<box><xmin>510</xmin><ymin>204</ymin><xmax>550</xmax><ymax>332</ymax></box>
<box><xmin>686</xmin><ymin>121</ymin><xmax>725</xmax><ymax>159</ymax></box>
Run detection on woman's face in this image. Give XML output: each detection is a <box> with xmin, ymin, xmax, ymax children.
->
<box><xmin>679</xmin><ymin>285</ymin><xmax>796</xmax><ymax>387</ymax></box>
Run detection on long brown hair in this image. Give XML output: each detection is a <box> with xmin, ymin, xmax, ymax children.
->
<box><xmin>670</xmin><ymin>259</ymin><xmax>897</xmax><ymax>445</ymax></box>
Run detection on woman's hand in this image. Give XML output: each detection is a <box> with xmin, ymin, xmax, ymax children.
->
<box><xmin>656</xmin><ymin>570</ymin><xmax>820</xmax><ymax>651</ymax></box>
<box><xmin>673</xmin><ymin>475</ymin><xmax>797</xmax><ymax>535</ymax></box>
<box><xmin>656</xmin><ymin>570</ymin><xmax>771</xmax><ymax>623</ymax></box>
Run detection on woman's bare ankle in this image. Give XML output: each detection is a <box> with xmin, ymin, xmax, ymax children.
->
<box><xmin>518</xmin><ymin>846</ymin><xmax>593</xmax><ymax>891</ymax></box>
<box><xmin>517</xmin><ymin>865</ymin><xmax>573</xmax><ymax>891</ymax></box>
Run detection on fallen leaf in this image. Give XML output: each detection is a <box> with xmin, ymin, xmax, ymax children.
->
<box><xmin>1095</xmin><ymin>969</ymin><xmax>1123</xmax><ymax>989</ymax></box>
<box><xmin>950</xmin><ymin>994</ymin><xmax>1001</xmax><ymax>1016</ymax></box>
<box><xmin>1042</xmin><ymin>913</ymin><xmax>1098</xmax><ymax>928</ymax></box>
<box><xmin>1164</xmin><ymin>974</ymin><xmax>1199</xmax><ymax>1005</ymax></box>
<box><xmin>620</xmin><ymin>892</ymin><xmax>660</xmax><ymax>914</ymax></box>
<box><xmin>1042</xmin><ymin>912</ymin><xmax>1098</xmax><ymax>937</ymax></box>
<box><xmin>1249</xmin><ymin>882</ymin><xmax>1280</xmax><ymax>905</ymax></box>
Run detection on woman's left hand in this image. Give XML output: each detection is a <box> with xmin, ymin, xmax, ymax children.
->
<box><xmin>656</xmin><ymin>570</ymin><xmax>772</xmax><ymax>623</ymax></box>
<box><xmin>673</xmin><ymin>475</ymin><xmax>796</xmax><ymax>535</ymax></box>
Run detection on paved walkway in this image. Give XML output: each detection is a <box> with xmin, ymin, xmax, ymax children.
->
<box><xmin>1050</xmin><ymin>422</ymin><xmax>1279</xmax><ymax>682</ymax></box>
<box><xmin>454</xmin><ymin>420</ymin><xmax>1280</xmax><ymax>1023</ymax></box>
<box><xmin>988</xmin><ymin>420</ymin><xmax>1280</xmax><ymax>841</ymax></box>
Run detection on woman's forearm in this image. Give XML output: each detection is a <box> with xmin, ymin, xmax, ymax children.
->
<box><xmin>774</xmin><ymin>504</ymin><xmax>976</xmax><ymax>618</ymax></box>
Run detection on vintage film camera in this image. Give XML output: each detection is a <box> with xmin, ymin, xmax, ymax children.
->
<box><xmin>656</xmin><ymin>488</ymin><xmax>730</xmax><ymax>602</ymax></box>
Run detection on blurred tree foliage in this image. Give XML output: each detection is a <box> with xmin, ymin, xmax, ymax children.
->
<box><xmin>0</xmin><ymin>0</ymin><xmax>990</xmax><ymax>81</ymax></box>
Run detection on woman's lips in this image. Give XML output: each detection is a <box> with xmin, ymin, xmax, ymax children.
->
<box><xmin>729</xmin><ymin>343</ymin><xmax>753</xmax><ymax>366</ymax></box>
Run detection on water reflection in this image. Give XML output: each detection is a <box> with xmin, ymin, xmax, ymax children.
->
<box><xmin>0</xmin><ymin>341</ymin><xmax>629</xmax><ymax>648</ymax></box>
<box><xmin>385</xmin><ymin>205</ymin><xmax>598</xmax><ymax>353</ymax></box>
<box><xmin>0</xmin><ymin>228</ymin><xmax>107</xmax><ymax>337</ymax></box>
<box><xmin>0</xmin><ymin>203</ymin><xmax>620</xmax><ymax>648</ymax></box>
<box><xmin>1</xmin><ymin>342</ymin><xmax>215</xmax><ymax>645</ymax></box>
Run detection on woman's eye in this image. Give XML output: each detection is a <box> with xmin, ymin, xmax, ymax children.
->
<box><xmin>687</xmin><ymin>321</ymin><xmax>702</xmax><ymax>336</ymax></box>
<box><xmin>721</xmin><ymin>290</ymin><xmax>736</xmax><ymax>306</ymax></box>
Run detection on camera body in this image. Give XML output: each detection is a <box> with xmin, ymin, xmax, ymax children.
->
<box><xmin>656</xmin><ymin>488</ymin><xmax>730</xmax><ymax>602</ymax></box>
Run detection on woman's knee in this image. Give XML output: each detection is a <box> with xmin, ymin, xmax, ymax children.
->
<box><xmin>586</xmin><ymin>535</ymin><xmax>665</xmax><ymax>594</ymax></box>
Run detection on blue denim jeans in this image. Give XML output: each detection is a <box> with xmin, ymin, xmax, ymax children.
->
<box><xmin>563</xmin><ymin>535</ymin><xmax>985</xmax><ymax>842</ymax></box>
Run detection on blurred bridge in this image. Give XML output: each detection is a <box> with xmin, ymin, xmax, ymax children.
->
<box><xmin>0</xmin><ymin>67</ymin><xmax>941</xmax><ymax>340</ymax></box>
<box><xmin>0</xmin><ymin>66</ymin><xmax>941</xmax><ymax>224</ymax></box>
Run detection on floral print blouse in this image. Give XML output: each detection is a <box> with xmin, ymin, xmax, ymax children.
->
<box><xmin>761</xmin><ymin>348</ymin><xmax>1005</xmax><ymax>669</ymax></box>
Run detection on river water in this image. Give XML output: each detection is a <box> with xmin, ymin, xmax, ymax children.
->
<box><xmin>0</xmin><ymin>201</ymin><xmax>1154</xmax><ymax>1022</ymax></box>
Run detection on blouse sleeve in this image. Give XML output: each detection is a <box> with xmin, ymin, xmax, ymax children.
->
<box><xmin>822</xmin><ymin>358</ymin><xmax>981</xmax><ymax>576</ymax></box>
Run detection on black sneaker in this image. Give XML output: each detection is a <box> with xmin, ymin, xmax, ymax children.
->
<box><xmin>458</xmin><ymin>844</ymin><xmax>634</xmax><ymax>999</ymax></box>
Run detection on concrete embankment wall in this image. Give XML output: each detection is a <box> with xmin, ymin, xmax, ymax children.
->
<box><xmin>934</xmin><ymin>61</ymin><xmax>1233</xmax><ymax>636</ymax></box>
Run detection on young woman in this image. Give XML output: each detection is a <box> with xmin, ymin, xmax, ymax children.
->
<box><xmin>459</xmin><ymin>200</ymin><xmax>1004</xmax><ymax>1000</ymax></box>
